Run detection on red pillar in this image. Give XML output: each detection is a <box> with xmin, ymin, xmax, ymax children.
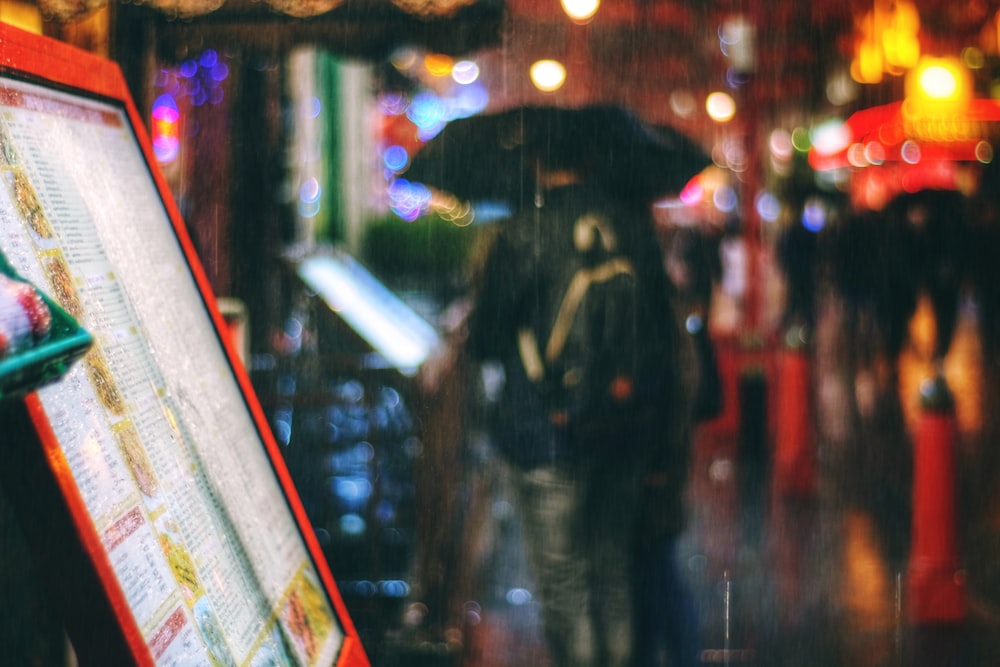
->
<box><xmin>772</xmin><ymin>331</ymin><xmax>815</xmax><ymax>498</ymax></box>
<box><xmin>907</xmin><ymin>374</ymin><xmax>965</xmax><ymax>624</ymax></box>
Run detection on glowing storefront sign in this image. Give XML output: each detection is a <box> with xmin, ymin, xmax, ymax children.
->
<box><xmin>298</xmin><ymin>252</ymin><xmax>440</xmax><ymax>374</ymax></box>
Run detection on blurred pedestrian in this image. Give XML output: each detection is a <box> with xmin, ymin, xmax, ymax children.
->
<box><xmin>665</xmin><ymin>224</ymin><xmax>723</xmax><ymax>423</ymax></box>
<box><xmin>463</xmin><ymin>142</ymin><xmax>697</xmax><ymax>667</ymax></box>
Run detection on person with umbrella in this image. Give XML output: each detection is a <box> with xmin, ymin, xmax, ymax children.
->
<box><xmin>414</xmin><ymin>105</ymin><xmax>706</xmax><ymax>667</ymax></box>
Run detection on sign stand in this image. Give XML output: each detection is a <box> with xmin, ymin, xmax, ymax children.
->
<box><xmin>1</xmin><ymin>398</ymin><xmax>138</xmax><ymax>665</ymax></box>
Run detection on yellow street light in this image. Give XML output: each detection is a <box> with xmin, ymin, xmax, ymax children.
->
<box><xmin>905</xmin><ymin>56</ymin><xmax>970</xmax><ymax>115</ymax></box>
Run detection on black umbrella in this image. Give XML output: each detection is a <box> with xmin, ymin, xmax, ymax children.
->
<box><xmin>402</xmin><ymin>106</ymin><xmax>533</xmax><ymax>207</ymax></box>
<box><xmin>403</xmin><ymin>104</ymin><xmax>711</xmax><ymax>207</ymax></box>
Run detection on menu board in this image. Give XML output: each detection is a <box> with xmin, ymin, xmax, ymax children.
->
<box><xmin>0</xmin><ymin>25</ymin><xmax>366</xmax><ymax>667</ymax></box>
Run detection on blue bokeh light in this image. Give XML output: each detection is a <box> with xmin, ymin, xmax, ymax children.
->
<box><xmin>179</xmin><ymin>59</ymin><xmax>199</xmax><ymax>78</ymax></box>
<box><xmin>382</xmin><ymin>145</ymin><xmax>410</xmax><ymax>172</ymax></box>
<box><xmin>407</xmin><ymin>91</ymin><xmax>447</xmax><ymax>129</ymax></box>
<box><xmin>802</xmin><ymin>201</ymin><xmax>826</xmax><ymax>232</ymax></box>
<box><xmin>198</xmin><ymin>49</ymin><xmax>218</xmax><ymax>68</ymax></box>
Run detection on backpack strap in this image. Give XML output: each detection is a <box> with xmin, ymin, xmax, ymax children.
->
<box><xmin>545</xmin><ymin>257</ymin><xmax>635</xmax><ymax>362</ymax></box>
<box><xmin>516</xmin><ymin>256</ymin><xmax>636</xmax><ymax>384</ymax></box>
<box><xmin>518</xmin><ymin>327</ymin><xmax>546</xmax><ymax>382</ymax></box>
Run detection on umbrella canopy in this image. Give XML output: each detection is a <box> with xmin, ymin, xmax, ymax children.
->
<box><xmin>403</xmin><ymin>104</ymin><xmax>711</xmax><ymax>207</ymax></box>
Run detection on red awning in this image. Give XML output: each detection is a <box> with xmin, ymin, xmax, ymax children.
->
<box><xmin>809</xmin><ymin>98</ymin><xmax>1000</xmax><ymax>171</ymax></box>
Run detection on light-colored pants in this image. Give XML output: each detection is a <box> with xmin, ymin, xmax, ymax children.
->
<box><xmin>511</xmin><ymin>460</ymin><xmax>644</xmax><ymax>667</ymax></box>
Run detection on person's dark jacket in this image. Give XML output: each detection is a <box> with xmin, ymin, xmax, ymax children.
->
<box><xmin>466</xmin><ymin>183</ymin><xmax>691</xmax><ymax>487</ymax></box>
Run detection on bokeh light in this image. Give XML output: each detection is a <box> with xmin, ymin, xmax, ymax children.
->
<box><xmin>506</xmin><ymin>588</ymin><xmax>533</xmax><ymax>605</ymax></box>
<box><xmin>975</xmin><ymin>140</ymin><xmax>994</xmax><ymax>164</ymax></box>
<box><xmin>387</xmin><ymin>178</ymin><xmax>432</xmax><ymax>221</ymax></box>
<box><xmin>826</xmin><ymin>68</ymin><xmax>860</xmax><ymax>106</ymax></box>
<box><xmin>382</xmin><ymin>145</ymin><xmax>409</xmax><ymax>172</ymax></box>
<box><xmin>334</xmin><ymin>476</ymin><xmax>373</xmax><ymax>508</ymax></box>
<box><xmin>900</xmin><ymin>140</ymin><xmax>922</xmax><ymax>164</ymax></box>
<box><xmin>452</xmin><ymin>60</ymin><xmax>480</xmax><ymax>84</ymax></box>
<box><xmin>846</xmin><ymin>143</ymin><xmax>868</xmax><ymax>168</ymax></box>
<box><xmin>530</xmin><ymin>60</ymin><xmax>567</xmax><ymax>93</ymax></box>
<box><xmin>801</xmin><ymin>198</ymin><xmax>827</xmax><ymax>231</ymax></box>
<box><xmin>790</xmin><ymin>127</ymin><xmax>812</xmax><ymax>152</ymax></box>
<box><xmin>769</xmin><ymin>129</ymin><xmax>794</xmax><ymax>162</ymax></box>
<box><xmin>198</xmin><ymin>49</ymin><xmax>217</xmax><ymax>68</ymax></box>
<box><xmin>423</xmin><ymin>53</ymin><xmax>454</xmax><ymax>77</ymax></box>
<box><xmin>379</xmin><ymin>580</ymin><xmax>410</xmax><ymax>598</ymax></box>
<box><xmin>339</xmin><ymin>513</ymin><xmax>366</xmax><ymax>536</ymax></box>
<box><xmin>719</xmin><ymin>16</ymin><xmax>755</xmax><ymax>73</ymax></box>
<box><xmin>905</xmin><ymin>56</ymin><xmax>970</xmax><ymax>114</ymax></box>
<box><xmin>962</xmin><ymin>46</ymin><xmax>986</xmax><ymax>70</ymax></box>
<box><xmin>670</xmin><ymin>90</ymin><xmax>697</xmax><ymax>118</ymax></box>
<box><xmin>810</xmin><ymin>119</ymin><xmax>850</xmax><ymax>158</ymax></box>
<box><xmin>713</xmin><ymin>185</ymin><xmax>739</xmax><ymax>213</ymax></box>
<box><xmin>378</xmin><ymin>92</ymin><xmax>409</xmax><ymax>116</ymax></box>
<box><xmin>407</xmin><ymin>91</ymin><xmax>447</xmax><ymax>129</ymax></box>
<box><xmin>679</xmin><ymin>177</ymin><xmax>703</xmax><ymax>206</ymax></box>
<box><xmin>718</xmin><ymin>136</ymin><xmax>748</xmax><ymax>172</ymax></box>
<box><xmin>151</xmin><ymin>94</ymin><xmax>180</xmax><ymax>164</ymax></box>
<box><xmin>918</xmin><ymin>64</ymin><xmax>958</xmax><ymax>99</ymax></box>
<box><xmin>298</xmin><ymin>177</ymin><xmax>322</xmax><ymax>218</ymax></box>
<box><xmin>561</xmin><ymin>0</ymin><xmax>599</xmax><ymax>23</ymax></box>
<box><xmin>706</xmin><ymin>92</ymin><xmax>736</xmax><ymax>122</ymax></box>
<box><xmin>391</xmin><ymin>48</ymin><xmax>419</xmax><ymax>72</ymax></box>
<box><xmin>755</xmin><ymin>190</ymin><xmax>782</xmax><ymax>222</ymax></box>
<box><xmin>304</xmin><ymin>95</ymin><xmax>322</xmax><ymax>119</ymax></box>
<box><xmin>152</xmin><ymin>47</ymin><xmax>230</xmax><ymax>135</ymax></box>
<box><xmin>864</xmin><ymin>142</ymin><xmax>886</xmax><ymax>165</ymax></box>
<box><xmin>179</xmin><ymin>59</ymin><xmax>198</xmax><ymax>79</ymax></box>
<box><xmin>449</xmin><ymin>81</ymin><xmax>489</xmax><ymax>119</ymax></box>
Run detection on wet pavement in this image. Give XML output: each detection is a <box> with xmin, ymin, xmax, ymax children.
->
<box><xmin>444</xmin><ymin>294</ymin><xmax>1000</xmax><ymax>667</ymax></box>
<box><xmin>6</xmin><ymin>287</ymin><xmax>996</xmax><ymax>667</ymax></box>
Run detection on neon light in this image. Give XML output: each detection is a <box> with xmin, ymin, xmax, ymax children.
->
<box><xmin>151</xmin><ymin>94</ymin><xmax>180</xmax><ymax>163</ymax></box>
<box><xmin>298</xmin><ymin>253</ymin><xmax>440</xmax><ymax>373</ymax></box>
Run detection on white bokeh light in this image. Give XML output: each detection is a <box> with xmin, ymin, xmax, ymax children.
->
<box><xmin>561</xmin><ymin>0</ymin><xmax>599</xmax><ymax>23</ymax></box>
<box><xmin>530</xmin><ymin>60</ymin><xmax>567</xmax><ymax>93</ymax></box>
<box><xmin>706</xmin><ymin>92</ymin><xmax>736</xmax><ymax>122</ymax></box>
